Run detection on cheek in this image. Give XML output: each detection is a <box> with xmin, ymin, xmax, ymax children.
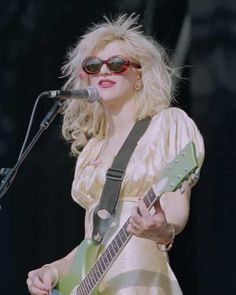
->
<box><xmin>78</xmin><ymin>71</ymin><xmax>87</xmax><ymax>80</ymax></box>
<box><xmin>88</xmin><ymin>75</ymin><xmax>98</xmax><ymax>85</ymax></box>
<box><xmin>119</xmin><ymin>76</ymin><xmax>136</xmax><ymax>91</ymax></box>
<box><xmin>112</xmin><ymin>80</ymin><xmax>135</xmax><ymax>98</ymax></box>
<box><xmin>123</xmin><ymin>71</ymin><xmax>138</xmax><ymax>87</ymax></box>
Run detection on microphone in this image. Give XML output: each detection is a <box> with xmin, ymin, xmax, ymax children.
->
<box><xmin>44</xmin><ymin>86</ymin><xmax>99</xmax><ymax>102</ymax></box>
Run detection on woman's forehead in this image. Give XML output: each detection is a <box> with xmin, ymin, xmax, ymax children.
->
<box><xmin>93</xmin><ymin>40</ymin><xmax>126</xmax><ymax>56</ymax></box>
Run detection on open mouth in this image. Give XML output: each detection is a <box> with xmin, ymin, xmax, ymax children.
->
<box><xmin>98</xmin><ymin>80</ymin><xmax>116</xmax><ymax>88</ymax></box>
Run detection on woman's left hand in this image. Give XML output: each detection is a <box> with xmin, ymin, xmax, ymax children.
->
<box><xmin>127</xmin><ymin>199</ymin><xmax>173</xmax><ymax>244</ymax></box>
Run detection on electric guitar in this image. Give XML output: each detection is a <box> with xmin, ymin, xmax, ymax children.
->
<box><xmin>52</xmin><ymin>141</ymin><xmax>199</xmax><ymax>295</ymax></box>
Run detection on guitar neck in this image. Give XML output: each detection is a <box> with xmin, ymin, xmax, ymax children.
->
<box><xmin>75</xmin><ymin>187</ymin><xmax>159</xmax><ymax>295</ymax></box>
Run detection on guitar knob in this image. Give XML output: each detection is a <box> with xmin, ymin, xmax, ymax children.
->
<box><xmin>94</xmin><ymin>232</ymin><xmax>102</xmax><ymax>242</ymax></box>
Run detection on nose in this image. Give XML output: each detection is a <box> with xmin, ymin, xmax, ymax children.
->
<box><xmin>100</xmin><ymin>63</ymin><xmax>111</xmax><ymax>75</ymax></box>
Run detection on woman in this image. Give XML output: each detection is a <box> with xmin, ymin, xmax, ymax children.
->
<box><xmin>27</xmin><ymin>14</ymin><xmax>204</xmax><ymax>295</ymax></box>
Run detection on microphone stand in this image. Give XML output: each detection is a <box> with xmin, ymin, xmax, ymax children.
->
<box><xmin>0</xmin><ymin>99</ymin><xmax>63</xmax><ymax>207</ymax></box>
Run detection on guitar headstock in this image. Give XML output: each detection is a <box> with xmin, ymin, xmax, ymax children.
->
<box><xmin>153</xmin><ymin>141</ymin><xmax>199</xmax><ymax>196</ymax></box>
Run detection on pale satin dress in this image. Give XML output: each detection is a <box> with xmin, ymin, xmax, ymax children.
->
<box><xmin>71</xmin><ymin>107</ymin><xmax>205</xmax><ymax>295</ymax></box>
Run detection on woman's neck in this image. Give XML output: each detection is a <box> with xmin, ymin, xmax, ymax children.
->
<box><xmin>104</xmin><ymin>98</ymin><xmax>135</xmax><ymax>137</ymax></box>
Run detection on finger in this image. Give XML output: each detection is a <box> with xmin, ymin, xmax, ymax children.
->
<box><xmin>138</xmin><ymin>199</ymin><xmax>151</xmax><ymax>219</ymax></box>
<box><xmin>43</xmin><ymin>269</ymin><xmax>54</xmax><ymax>291</ymax></box>
<box><xmin>129</xmin><ymin>217</ymin><xmax>139</xmax><ymax>229</ymax></box>
<box><xmin>130</xmin><ymin>205</ymin><xmax>139</xmax><ymax>218</ymax></box>
<box><xmin>154</xmin><ymin>200</ymin><xmax>165</xmax><ymax>215</ymax></box>
<box><xmin>33</xmin><ymin>276</ymin><xmax>50</xmax><ymax>291</ymax></box>
<box><xmin>130</xmin><ymin>206</ymin><xmax>144</xmax><ymax>225</ymax></box>
<box><xmin>152</xmin><ymin>202</ymin><xmax>168</xmax><ymax>227</ymax></box>
<box><xmin>28</xmin><ymin>269</ymin><xmax>38</xmax><ymax>279</ymax></box>
<box><xmin>127</xmin><ymin>216</ymin><xmax>140</xmax><ymax>231</ymax></box>
<box><xmin>27</xmin><ymin>279</ymin><xmax>49</xmax><ymax>295</ymax></box>
<box><xmin>30</xmin><ymin>285</ymin><xmax>49</xmax><ymax>295</ymax></box>
<box><xmin>127</xmin><ymin>221</ymin><xmax>141</xmax><ymax>236</ymax></box>
<box><xmin>26</xmin><ymin>277</ymin><xmax>33</xmax><ymax>288</ymax></box>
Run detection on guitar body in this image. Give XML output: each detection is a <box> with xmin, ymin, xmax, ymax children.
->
<box><xmin>52</xmin><ymin>239</ymin><xmax>101</xmax><ymax>295</ymax></box>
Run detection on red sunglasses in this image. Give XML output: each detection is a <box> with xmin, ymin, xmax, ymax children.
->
<box><xmin>82</xmin><ymin>55</ymin><xmax>141</xmax><ymax>75</ymax></box>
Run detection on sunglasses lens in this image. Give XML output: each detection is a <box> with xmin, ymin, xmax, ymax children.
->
<box><xmin>83</xmin><ymin>58</ymin><xmax>101</xmax><ymax>74</ymax></box>
<box><xmin>108</xmin><ymin>56</ymin><xmax>128</xmax><ymax>73</ymax></box>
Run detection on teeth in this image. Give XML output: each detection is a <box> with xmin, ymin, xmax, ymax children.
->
<box><xmin>100</xmin><ymin>81</ymin><xmax>114</xmax><ymax>86</ymax></box>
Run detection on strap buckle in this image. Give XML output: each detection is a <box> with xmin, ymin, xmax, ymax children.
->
<box><xmin>106</xmin><ymin>168</ymin><xmax>124</xmax><ymax>181</ymax></box>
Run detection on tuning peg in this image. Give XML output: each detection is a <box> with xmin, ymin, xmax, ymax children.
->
<box><xmin>188</xmin><ymin>172</ymin><xmax>200</xmax><ymax>188</ymax></box>
<box><xmin>178</xmin><ymin>185</ymin><xmax>185</xmax><ymax>194</ymax></box>
<box><xmin>0</xmin><ymin>168</ymin><xmax>8</xmax><ymax>176</ymax></box>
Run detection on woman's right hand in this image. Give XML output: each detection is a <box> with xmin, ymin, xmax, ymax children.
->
<box><xmin>27</xmin><ymin>265</ymin><xmax>56</xmax><ymax>295</ymax></box>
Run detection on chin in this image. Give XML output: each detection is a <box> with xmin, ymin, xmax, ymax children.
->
<box><xmin>99</xmin><ymin>90</ymin><xmax>119</xmax><ymax>101</ymax></box>
<box><xmin>100</xmin><ymin>96</ymin><xmax>119</xmax><ymax>105</ymax></box>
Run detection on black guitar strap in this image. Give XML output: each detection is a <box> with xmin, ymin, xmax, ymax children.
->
<box><xmin>92</xmin><ymin>117</ymin><xmax>151</xmax><ymax>244</ymax></box>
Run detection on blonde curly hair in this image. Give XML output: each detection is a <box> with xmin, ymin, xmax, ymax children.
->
<box><xmin>61</xmin><ymin>14</ymin><xmax>176</xmax><ymax>156</ymax></box>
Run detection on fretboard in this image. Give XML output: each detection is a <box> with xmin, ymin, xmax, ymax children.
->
<box><xmin>75</xmin><ymin>187</ymin><xmax>159</xmax><ymax>295</ymax></box>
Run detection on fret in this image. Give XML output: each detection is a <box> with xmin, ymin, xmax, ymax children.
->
<box><xmin>83</xmin><ymin>265</ymin><xmax>103</xmax><ymax>294</ymax></box>
<box><xmin>104</xmin><ymin>247</ymin><xmax>112</xmax><ymax>262</ymax></box>
<box><xmin>108</xmin><ymin>243</ymin><xmax>116</xmax><ymax>257</ymax></box>
<box><xmin>97</xmin><ymin>259</ymin><xmax>104</xmax><ymax>274</ymax></box>
<box><xmin>78</xmin><ymin>283</ymin><xmax>86</xmax><ymax>295</ymax></box>
<box><xmin>76</xmin><ymin>286</ymin><xmax>82</xmax><ymax>295</ymax></box>
<box><xmin>89</xmin><ymin>270</ymin><xmax>96</xmax><ymax>285</ymax></box>
<box><xmin>124</xmin><ymin>225</ymin><xmax>129</xmax><ymax>237</ymax></box>
<box><xmin>149</xmin><ymin>188</ymin><xmax>157</xmax><ymax>204</ymax></box>
<box><xmin>77</xmin><ymin>278</ymin><xmax>89</xmax><ymax>295</ymax></box>
<box><xmin>89</xmin><ymin>276</ymin><xmax>95</xmax><ymax>291</ymax></box>
<box><xmin>144</xmin><ymin>189</ymin><xmax>152</xmax><ymax>207</ymax></box>
<box><xmin>84</xmin><ymin>276</ymin><xmax>92</xmax><ymax>293</ymax></box>
<box><xmin>123</xmin><ymin>220</ymin><xmax>129</xmax><ymax>232</ymax></box>
<box><xmin>99</xmin><ymin>256</ymin><xmax>106</xmax><ymax>271</ymax></box>
<box><xmin>89</xmin><ymin>271</ymin><xmax>96</xmax><ymax>285</ymax></box>
<box><xmin>116</xmin><ymin>235</ymin><xmax>122</xmax><ymax>247</ymax></box>
<box><xmin>78</xmin><ymin>279</ymin><xmax>91</xmax><ymax>295</ymax></box>
<box><xmin>143</xmin><ymin>194</ymin><xmax>149</xmax><ymax>207</ymax></box>
<box><xmin>120</xmin><ymin>228</ymin><xmax>127</xmax><ymax>242</ymax></box>
<box><xmin>101</xmin><ymin>254</ymin><xmax>109</xmax><ymax>269</ymax></box>
<box><xmin>93</xmin><ymin>263</ymin><xmax>102</xmax><ymax>278</ymax></box>
<box><xmin>87</xmin><ymin>274</ymin><xmax>96</xmax><ymax>293</ymax></box>
<box><xmin>113</xmin><ymin>237</ymin><xmax>119</xmax><ymax>252</ymax></box>
<box><xmin>90</xmin><ymin>266</ymin><xmax>99</xmax><ymax>281</ymax></box>
<box><xmin>80</xmin><ymin>281</ymin><xmax>87</xmax><ymax>295</ymax></box>
<box><xmin>143</xmin><ymin>188</ymin><xmax>159</xmax><ymax>209</ymax></box>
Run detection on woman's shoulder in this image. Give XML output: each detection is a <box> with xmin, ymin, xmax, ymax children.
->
<box><xmin>149</xmin><ymin>106</ymin><xmax>205</xmax><ymax>167</ymax></box>
<box><xmin>152</xmin><ymin>107</ymin><xmax>190</xmax><ymax>122</ymax></box>
<box><xmin>150</xmin><ymin>107</ymin><xmax>200</xmax><ymax>132</ymax></box>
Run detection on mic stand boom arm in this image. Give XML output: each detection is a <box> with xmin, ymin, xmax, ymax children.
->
<box><xmin>0</xmin><ymin>99</ymin><xmax>63</xmax><ymax>203</ymax></box>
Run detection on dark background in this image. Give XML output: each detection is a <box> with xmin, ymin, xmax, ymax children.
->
<box><xmin>0</xmin><ymin>1</ymin><xmax>235</xmax><ymax>294</ymax></box>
